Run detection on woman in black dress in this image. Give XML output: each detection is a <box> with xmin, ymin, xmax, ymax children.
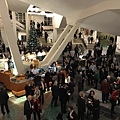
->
<box><xmin>87</xmin><ymin>90</ymin><xmax>95</xmax><ymax>118</ymax></box>
<box><xmin>67</xmin><ymin>106</ymin><xmax>78</xmax><ymax>120</ymax></box>
<box><xmin>92</xmin><ymin>95</ymin><xmax>100</xmax><ymax>120</ymax></box>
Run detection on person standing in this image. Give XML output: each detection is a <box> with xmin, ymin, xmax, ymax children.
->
<box><xmin>77</xmin><ymin>91</ymin><xmax>86</xmax><ymax>120</ymax></box>
<box><xmin>44</xmin><ymin>31</ymin><xmax>48</xmax><ymax>43</ymax></box>
<box><xmin>51</xmin><ymin>81</ymin><xmax>59</xmax><ymax>107</ymax></box>
<box><xmin>25</xmin><ymin>83</ymin><xmax>32</xmax><ymax>97</ymax></box>
<box><xmin>0</xmin><ymin>87</ymin><xmax>10</xmax><ymax>115</ymax></box>
<box><xmin>56</xmin><ymin>112</ymin><xmax>63</xmax><ymax>120</ymax></box>
<box><xmin>110</xmin><ymin>89</ymin><xmax>120</xmax><ymax>116</ymax></box>
<box><xmin>39</xmin><ymin>78</ymin><xmax>45</xmax><ymax>105</ymax></box>
<box><xmin>34</xmin><ymin>86</ymin><xmax>41</xmax><ymax>99</ymax></box>
<box><xmin>24</xmin><ymin>95</ymin><xmax>32</xmax><ymax>120</ymax></box>
<box><xmin>92</xmin><ymin>95</ymin><xmax>100</xmax><ymax>120</ymax></box>
<box><xmin>100</xmin><ymin>79</ymin><xmax>110</xmax><ymax>103</ymax></box>
<box><xmin>68</xmin><ymin>78</ymin><xmax>75</xmax><ymax>100</ymax></box>
<box><xmin>67</xmin><ymin>106</ymin><xmax>78</xmax><ymax>120</ymax></box>
<box><xmin>77</xmin><ymin>72</ymin><xmax>83</xmax><ymax>92</ymax></box>
<box><xmin>31</xmin><ymin>96</ymin><xmax>41</xmax><ymax>120</ymax></box>
<box><xmin>59</xmin><ymin>84</ymin><xmax>68</xmax><ymax>113</ymax></box>
<box><xmin>45</xmin><ymin>70</ymin><xmax>51</xmax><ymax>91</ymax></box>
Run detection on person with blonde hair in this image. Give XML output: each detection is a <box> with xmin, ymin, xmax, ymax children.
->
<box><xmin>24</xmin><ymin>95</ymin><xmax>32</xmax><ymax>120</ymax></box>
<box><xmin>77</xmin><ymin>91</ymin><xmax>86</xmax><ymax>120</ymax></box>
<box><xmin>51</xmin><ymin>81</ymin><xmax>59</xmax><ymax>107</ymax></box>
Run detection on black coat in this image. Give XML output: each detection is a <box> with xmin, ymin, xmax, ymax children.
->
<box><xmin>93</xmin><ymin>100</ymin><xmax>100</xmax><ymax>120</ymax></box>
<box><xmin>45</xmin><ymin>72</ymin><xmax>51</xmax><ymax>82</ymax></box>
<box><xmin>51</xmin><ymin>85</ymin><xmax>59</xmax><ymax>97</ymax></box>
<box><xmin>25</xmin><ymin>85</ymin><xmax>31</xmax><ymax>96</ymax></box>
<box><xmin>77</xmin><ymin>96</ymin><xmax>86</xmax><ymax>113</ymax></box>
<box><xmin>67</xmin><ymin>111</ymin><xmax>78</xmax><ymax>120</ymax></box>
<box><xmin>59</xmin><ymin>87</ymin><xmax>68</xmax><ymax>102</ymax></box>
<box><xmin>0</xmin><ymin>91</ymin><xmax>9</xmax><ymax>105</ymax></box>
<box><xmin>24</xmin><ymin>100</ymin><xmax>32</xmax><ymax>115</ymax></box>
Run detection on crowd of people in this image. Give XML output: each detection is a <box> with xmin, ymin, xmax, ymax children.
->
<box><xmin>23</xmin><ymin>39</ymin><xmax>120</xmax><ymax>120</ymax></box>
<box><xmin>0</xmin><ymin>35</ymin><xmax>120</xmax><ymax>120</ymax></box>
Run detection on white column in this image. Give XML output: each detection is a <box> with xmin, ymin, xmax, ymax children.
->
<box><xmin>53</xmin><ymin>28</ymin><xmax>57</xmax><ymax>42</ymax></box>
<box><xmin>1</xmin><ymin>26</ymin><xmax>8</xmax><ymax>47</ymax></box>
<box><xmin>25</xmin><ymin>13</ymin><xmax>29</xmax><ymax>41</ymax></box>
<box><xmin>93</xmin><ymin>31</ymin><xmax>97</xmax><ymax>42</ymax></box>
<box><xmin>12</xmin><ymin>11</ymin><xmax>17</xmax><ymax>40</ymax></box>
<box><xmin>116</xmin><ymin>36</ymin><xmax>120</xmax><ymax>53</ymax></box>
<box><xmin>52</xmin><ymin>13</ymin><xmax>63</xmax><ymax>43</ymax></box>
<box><xmin>0</xmin><ymin>0</ymin><xmax>25</xmax><ymax>75</ymax></box>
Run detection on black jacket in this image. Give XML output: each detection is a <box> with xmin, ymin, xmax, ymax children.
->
<box><xmin>59</xmin><ymin>87</ymin><xmax>68</xmax><ymax>102</ymax></box>
<box><xmin>24</xmin><ymin>100</ymin><xmax>32</xmax><ymax>115</ymax></box>
<box><xmin>45</xmin><ymin>72</ymin><xmax>51</xmax><ymax>82</ymax></box>
<box><xmin>51</xmin><ymin>85</ymin><xmax>59</xmax><ymax>97</ymax></box>
<box><xmin>77</xmin><ymin>96</ymin><xmax>86</xmax><ymax>113</ymax></box>
<box><xmin>0</xmin><ymin>91</ymin><xmax>9</xmax><ymax>105</ymax></box>
<box><xmin>67</xmin><ymin>111</ymin><xmax>78</xmax><ymax>120</ymax></box>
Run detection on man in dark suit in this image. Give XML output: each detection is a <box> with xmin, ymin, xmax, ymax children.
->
<box><xmin>59</xmin><ymin>84</ymin><xmax>68</xmax><ymax>113</ymax></box>
<box><xmin>77</xmin><ymin>91</ymin><xmax>86</xmax><ymax>120</ymax></box>
<box><xmin>38</xmin><ymin>78</ymin><xmax>45</xmax><ymax>105</ymax></box>
<box><xmin>24</xmin><ymin>95</ymin><xmax>32</xmax><ymax>120</ymax></box>
<box><xmin>0</xmin><ymin>87</ymin><xmax>10</xmax><ymax>115</ymax></box>
<box><xmin>51</xmin><ymin>81</ymin><xmax>59</xmax><ymax>107</ymax></box>
<box><xmin>45</xmin><ymin>70</ymin><xmax>51</xmax><ymax>91</ymax></box>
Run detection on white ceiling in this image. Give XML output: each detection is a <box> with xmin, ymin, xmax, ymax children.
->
<box><xmin>81</xmin><ymin>10</ymin><xmax>120</xmax><ymax>36</ymax></box>
<box><xmin>6</xmin><ymin>0</ymin><xmax>120</xmax><ymax>36</ymax></box>
<box><xmin>19</xmin><ymin>0</ymin><xmax>109</xmax><ymax>16</ymax></box>
<box><xmin>7</xmin><ymin>0</ymin><xmax>29</xmax><ymax>13</ymax></box>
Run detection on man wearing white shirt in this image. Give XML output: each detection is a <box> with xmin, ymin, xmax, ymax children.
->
<box><xmin>31</xmin><ymin>66</ymin><xmax>38</xmax><ymax>76</ymax></box>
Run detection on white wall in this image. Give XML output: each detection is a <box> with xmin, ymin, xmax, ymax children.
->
<box><xmin>18</xmin><ymin>32</ymin><xmax>26</xmax><ymax>40</ymax></box>
<box><xmin>29</xmin><ymin>15</ymin><xmax>44</xmax><ymax>28</ymax></box>
<box><xmin>116</xmin><ymin>36</ymin><xmax>120</xmax><ymax>53</ymax></box>
<box><xmin>53</xmin><ymin>13</ymin><xmax>63</xmax><ymax>28</ymax></box>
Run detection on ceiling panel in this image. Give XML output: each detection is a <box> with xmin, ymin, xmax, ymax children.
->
<box><xmin>81</xmin><ymin>10</ymin><xmax>120</xmax><ymax>35</ymax></box>
<box><xmin>7</xmin><ymin>0</ymin><xmax>29</xmax><ymax>13</ymax></box>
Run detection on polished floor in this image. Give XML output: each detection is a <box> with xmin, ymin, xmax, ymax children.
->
<box><xmin>0</xmin><ymin>80</ymin><xmax>120</xmax><ymax>120</ymax></box>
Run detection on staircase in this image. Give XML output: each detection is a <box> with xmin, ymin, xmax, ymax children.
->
<box><xmin>40</xmin><ymin>22</ymin><xmax>79</xmax><ymax>68</ymax></box>
<box><xmin>11</xmin><ymin>20</ymin><xmax>25</xmax><ymax>31</ymax></box>
<box><xmin>87</xmin><ymin>43</ymin><xmax>95</xmax><ymax>50</ymax></box>
<box><xmin>0</xmin><ymin>15</ymin><xmax>25</xmax><ymax>32</ymax></box>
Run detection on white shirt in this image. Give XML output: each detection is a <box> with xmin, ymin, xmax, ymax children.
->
<box><xmin>31</xmin><ymin>68</ymin><xmax>38</xmax><ymax>75</ymax></box>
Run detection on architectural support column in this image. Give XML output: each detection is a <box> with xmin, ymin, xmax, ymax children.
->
<box><xmin>0</xmin><ymin>0</ymin><xmax>25</xmax><ymax>75</ymax></box>
<box><xmin>12</xmin><ymin>11</ymin><xmax>17</xmax><ymax>40</ymax></box>
<box><xmin>25</xmin><ymin>13</ymin><xmax>29</xmax><ymax>41</ymax></box>
<box><xmin>1</xmin><ymin>26</ymin><xmax>9</xmax><ymax>47</ymax></box>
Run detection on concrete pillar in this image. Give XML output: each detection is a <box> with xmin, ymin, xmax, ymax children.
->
<box><xmin>93</xmin><ymin>31</ymin><xmax>97</xmax><ymax>42</ymax></box>
<box><xmin>12</xmin><ymin>11</ymin><xmax>17</xmax><ymax>40</ymax></box>
<box><xmin>53</xmin><ymin>28</ymin><xmax>57</xmax><ymax>42</ymax></box>
<box><xmin>25</xmin><ymin>13</ymin><xmax>29</xmax><ymax>41</ymax></box>
<box><xmin>1</xmin><ymin>27</ymin><xmax>9</xmax><ymax>47</ymax></box>
<box><xmin>0</xmin><ymin>0</ymin><xmax>25</xmax><ymax>75</ymax></box>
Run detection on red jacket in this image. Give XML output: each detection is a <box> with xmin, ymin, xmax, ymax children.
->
<box><xmin>31</xmin><ymin>99</ymin><xmax>41</xmax><ymax>112</ymax></box>
<box><xmin>111</xmin><ymin>90</ymin><xmax>119</xmax><ymax>101</ymax></box>
<box><xmin>100</xmin><ymin>81</ymin><xmax>110</xmax><ymax>94</ymax></box>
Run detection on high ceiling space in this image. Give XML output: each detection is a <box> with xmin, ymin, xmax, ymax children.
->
<box><xmin>5</xmin><ymin>0</ymin><xmax>120</xmax><ymax>36</ymax></box>
<box><xmin>7</xmin><ymin>0</ymin><xmax>29</xmax><ymax>13</ymax></box>
<box><xmin>19</xmin><ymin>0</ymin><xmax>109</xmax><ymax>16</ymax></box>
<box><xmin>81</xmin><ymin>10</ymin><xmax>120</xmax><ymax>36</ymax></box>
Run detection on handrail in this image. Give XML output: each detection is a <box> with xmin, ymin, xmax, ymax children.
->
<box><xmin>80</xmin><ymin>38</ymin><xmax>87</xmax><ymax>49</ymax></box>
<box><xmin>40</xmin><ymin>22</ymin><xmax>79</xmax><ymax>67</ymax></box>
<box><xmin>40</xmin><ymin>25</ymin><xmax>72</xmax><ymax>65</ymax></box>
<box><xmin>16</xmin><ymin>20</ymin><xmax>25</xmax><ymax>29</ymax></box>
<box><xmin>10</xmin><ymin>20</ymin><xmax>25</xmax><ymax>31</ymax></box>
